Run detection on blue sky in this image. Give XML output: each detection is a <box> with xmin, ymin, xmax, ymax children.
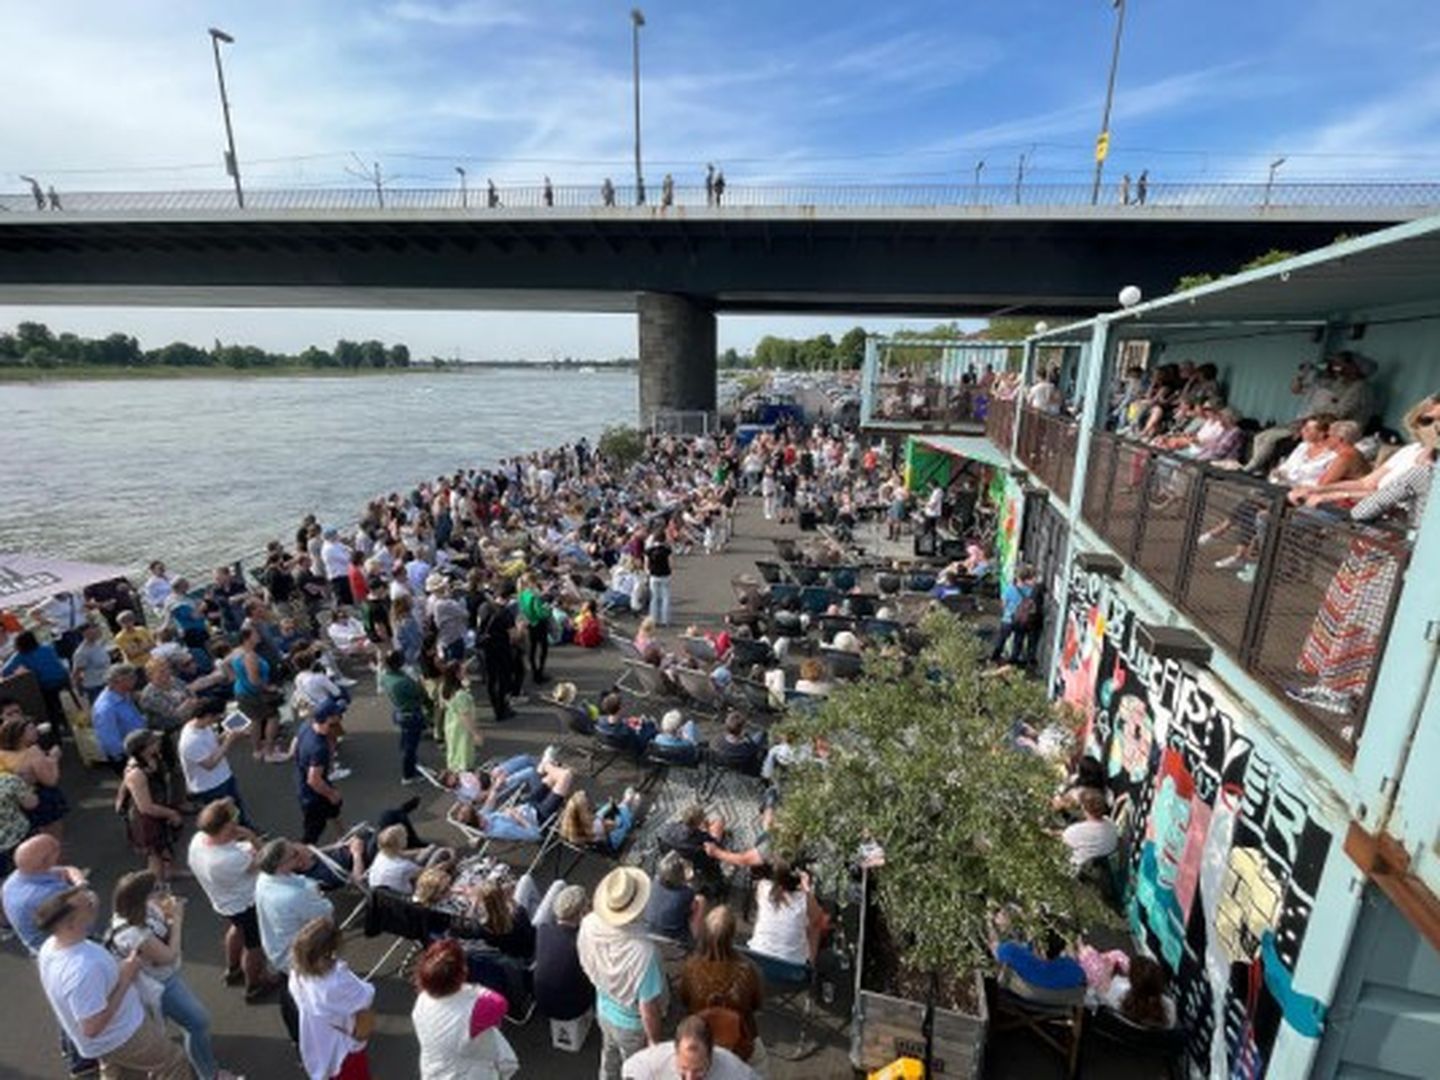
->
<box><xmin>3</xmin><ymin>0</ymin><xmax>1439</xmax><ymax>356</ymax></box>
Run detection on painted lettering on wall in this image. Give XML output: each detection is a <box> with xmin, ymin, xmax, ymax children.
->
<box><xmin>1055</xmin><ymin>564</ymin><xmax>1332</xmax><ymax>1078</ymax></box>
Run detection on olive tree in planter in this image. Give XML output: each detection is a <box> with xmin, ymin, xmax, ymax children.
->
<box><xmin>773</xmin><ymin>611</ymin><xmax>1105</xmax><ymax>1077</ymax></box>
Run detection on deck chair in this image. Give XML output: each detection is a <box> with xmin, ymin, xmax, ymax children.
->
<box><xmin>787</xmin><ymin>563</ymin><xmax>822</xmax><ymax>587</ymax></box>
<box><xmin>731</xmin><ymin>576</ymin><xmax>766</xmax><ymax>606</ymax></box>
<box><xmin>754</xmin><ymin>560</ymin><xmax>786</xmax><ymax>585</ymax></box>
<box><xmin>845</xmin><ymin>592</ymin><xmax>880</xmax><ymax>619</ymax></box>
<box><xmin>733</xmin><ymin>677</ymin><xmax>779</xmax><ymax>716</ymax></box>
<box><xmin>814</xmin><ymin>614</ymin><xmax>856</xmax><ymax>644</ymax></box>
<box><xmin>1084</xmin><ymin>1007</ymin><xmax>1187</xmax><ymax>1080</ymax></box>
<box><xmin>799</xmin><ymin>585</ymin><xmax>837</xmax><ymax>616</ymax></box>
<box><xmin>672</xmin><ymin>666</ymin><xmax>728</xmax><ymax>716</ymax></box>
<box><xmin>820</xmin><ymin>646</ymin><xmax>863</xmax><ymax>682</ymax></box>
<box><xmin>544</xmin><ymin>701</ymin><xmax>619</xmax><ymax>777</ymax></box>
<box><xmin>680</xmin><ymin>634</ymin><xmax>718</xmax><ymax>664</ymax></box>
<box><xmin>772</xmin><ymin>537</ymin><xmax>801</xmax><ymax>562</ymax></box>
<box><xmin>362</xmin><ymin>886</ymin><xmax>452</xmax><ymax>980</ymax></box>
<box><xmin>309</xmin><ymin>842</ymin><xmax>368</xmax><ymax>932</ymax></box>
<box><xmin>729</xmin><ymin>637</ymin><xmax>775</xmax><ymax>669</ymax></box>
<box><xmin>766</xmin><ymin>582</ymin><xmax>801</xmax><ymax>607</ymax></box>
<box><xmin>618</xmin><ymin>658</ymin><xmax>675</xmax><ymax>701</ymax></box>
<box><xmin>827</xmin><ymin>565</ymin><xmax>860</xmax><ymax>592</ymax></box>
<box><xmin>860</xmin><ymin>617</ymin><xmax>903</xmax><ymax>643</ymax></box>
<box><xmin>739</xmin><ymin>946</ymin><xmax>818</xmax><ymax>1061</ymax></box>
<box><xmin>612</xmin><ymin>634</ymin><xmax>642</xmax><ymax>661</ymax></box>
<box><xmin>991</xmin><ymin>970</ymin><xmax>1087</xmax><ymax>1079</ymax></box>
<box><xmin>904</xmin><ymin>570</ymin><xmax>939</xmax><ymax>593</ymax></box>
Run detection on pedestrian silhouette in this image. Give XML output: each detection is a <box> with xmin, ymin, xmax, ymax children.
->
<box><xmin>23</xmin><ymin>177</ymin><xmax>43</xmax><ymax>210</ymax></box>
<box><xmin>1120</xmin><ymin>173</ymin><xmax>1131</xmax><ymax>206</ymax></box>
<box><xmin>713</xmin><ymin>169</ymin><xmax>726</xmax><ymax>206</ymax></box>
<box><xmin>661</xmin><ymin>173</ymin><xmax>674</xmax><ymax>208</ymax></box>
<box><xmin>705</xmin><ymin>163</ymin><xmax>715</xmax><ymax>206</ymax></box>
<box><xmin>1136</xmin><ymin>169</ymin><xmax>1149</xmax><ymax>205</ymax></box>
<box><xmin>543</xmin><ymin>176</ymin><xmax>554</xmax><ymax>207</ymax></box>
<box><xmin>601</xmin><ymin>177</ymin><xmax>616</xmax><ymax>207</ymax></box>
<box><xmin>487</xmin><ymin>179</ymin><xmax>500</xmax><ymax>208</ymax></box>
<box><xmin>47</xmin><ymin>186</ymin><xmax>61</xmax><ymax>210</ymax></box>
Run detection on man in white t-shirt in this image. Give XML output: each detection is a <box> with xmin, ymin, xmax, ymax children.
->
<box><xmin>320</xmin><ymin>529</ymin><xmax>355</xmax><ymax>603</ymax></box>
<box><xmin>622</xmin><ymin>1014</ymin><xmax>757</xmax><ymax>1080</ymax></box>
<box><xmin>179</xmin><ymin>697</ymin><xmax>254</xmax><ymax>828</ymax></box>
<box><xmin>35</xmin><ymin>885</ymin><xmax>191</xmax><ymax>1078</ymax></box>
<box><xmin>189</xmin><ymin>797</ymin><xmax>281</xmax><ymax>1002</ymax></box>
<box><xmin>1061</xmin><ymin>789</ymin><xmax>1118</xmax><ymax>870</ymax></box>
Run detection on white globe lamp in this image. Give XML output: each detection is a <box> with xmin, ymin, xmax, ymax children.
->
<box><xmin>1118</xmin><ymin>285</ymin><xmax>1142</xmax><ymax>308</ymax></box>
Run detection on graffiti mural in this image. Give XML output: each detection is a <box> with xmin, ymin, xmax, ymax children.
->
<box><xmin>1054</xmin><ymin>564</ymin><xmax>1333</xmax><ymax>1079</ymax></box>
<box><xmin>987</xmin><ymin>468</ymin><xmax>1024</xmax><ymax>589</ymax></box>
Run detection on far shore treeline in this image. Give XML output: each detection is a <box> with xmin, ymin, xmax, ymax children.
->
<box><xmin>0</xmin><ymin>320</ymin><xmax>414</xmax><ymax>370</ymax></box>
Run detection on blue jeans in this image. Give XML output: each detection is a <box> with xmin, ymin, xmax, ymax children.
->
<box><xmin>191</xmin><ymin>775</ymin><xmax>254</xmax><ymax>832</ymax></box>
<box><xmin>598</xmin><ymin>802</ymin><xmax>636</xmax><ymax>851</ymax></box>
<box><xmin>649</xmin><ymin>575</ymin><xmax>672</xmax><ymax>626</ymax></box>
<box><xmin>396</xmin><ymin>713</ymin><xmax>425</xmax><ymax>780</ymax></box>
<box><xmin>162</xmin><ymin>973</ymin><xmax>218</xmax><ymax>1079</ymax></box>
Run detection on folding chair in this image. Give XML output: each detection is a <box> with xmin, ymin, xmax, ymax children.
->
<box><xmin>730</xmin><ymin>576</ymin><xmax>765</xmax><ymax>607</ymax></box>
<box><xmin>754</xmin><ymin>560</ymin><xmax>785</xmax><ymax>585</ymax></box>
<box><xmin>643</xmin><ymin>740</ymin><xmax>717</xmax><ymax>801</ymax></box>
<box><xmin>772</xmin><ymin>537</ymin><xmax>801</xmax><ymax>563</ymax></box>
<box><xmin>845</xmin><ymin>592</ymin><xmax>880</xmax><ymax>619</ymax></box>
<box><xmin>680</xmin><ymin>635</ymin><xmax>718</xmax><ymax>664</ymax></box>
<box><xmin>787</xmin><ymin>563</ymin><xmax>822</xmax><ymax>587</ymax></box>
<box><xmin>733</xmin><ymin>677</ymin><xmax>779</xmax><ymax>717</ymax></box>
<box><xmin>766</xmin><ymin>582</ymin><xmax>801</xmax><ymax>607</ymax></box>
<box><xmin>860</xmin><ymin>617</ymin><xmax>904</xmax><ymax>643</ymax></box>
<box><xmin>362</xmin><ymin>886</ymin><xmax>450</xmax><ymax>980</ymax></box>
<box><xmin>309</xmin><ymin>842</ymin><xmax>369</xmax><ymax>932</ymax></box>
<box><xmin>672</xmin><ymin>666</ymin><xmax>728</xmax><ymax>716</ymax></box>
<box><xmin>618</xmin><ymin>658</ymin><xmax>676</xmax><ymax>702</ymax></box>
<box><xmin>820</xmin><ymin>646</ymin><xmax>863</xmax><ymax>682</ymax></box>
<box><xmin>814</xmin><ymin>614</ymin><xmax>856</xmax><ymax>645</ymax></box>
<box><xmin>990</xmin><ymin>971</ymin><xmax>1087</xmax><ymax>1079</ymax></box>
<box><xmin>739</xmin><ymin>946</ymin><xmax>818</xmax><ymax>1061</ymax></box>
<box><xmin>1084</xmin><ymin>1007</ymin><xmax>1187</xmax><ymax>1080</ymax></box>
<box><xmin>799</xmin><ymin>586</ymin><xmax>837</xmax><ymax>617</ymax></box>
<box><xmin>904</xmin><ymin>570</ymin><xmax>939</xmax><ymax>593</ymax></box>
<box><xmin>827</xmin><ymin>565</ymin><xmax>860</xmax><ymax>592</ymax></box>
<box><xmin>729</xmin><ymin>637</ymin><xmax>775</xmax><ymax>669</ymax></box>
<box><xmin>612</xmin><ymin>634</ymin><xmax>642</xmax><ymax>661</ymax></box>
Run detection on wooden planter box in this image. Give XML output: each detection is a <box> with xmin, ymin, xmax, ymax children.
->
<box><xmin>849</xmin><ymin>870</ymin><xmax>988</xmax><ymax>1078</ymax></box>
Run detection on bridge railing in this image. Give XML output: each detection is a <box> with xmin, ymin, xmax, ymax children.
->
<box><xmin>4</xmin><ymin>181</ymin><xmax>1440</xmax><ymax>215</ymax></box>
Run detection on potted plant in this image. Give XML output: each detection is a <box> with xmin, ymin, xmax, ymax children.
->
<box><xmin>774</xmin><ymin>611</ymin><xmax>1103</xmax><ymax>1077</ymax></box>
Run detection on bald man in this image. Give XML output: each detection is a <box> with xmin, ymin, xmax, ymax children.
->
<box><xmin>2</xmin><ymin>835</ymin><xmax>97</xmax><ymax>1075</ymax></box>
<box><xmin>2</xmin><ymin>834</ymin><xmax>85</xmax><ymax>955</ymax></box>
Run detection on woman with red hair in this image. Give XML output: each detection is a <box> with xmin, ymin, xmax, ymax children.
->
<box><xmin>411</xmin><ymin>938</ymin><xmax>519</xmax><ymax>1079</ymax></box>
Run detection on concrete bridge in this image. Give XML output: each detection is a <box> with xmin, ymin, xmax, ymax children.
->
<box><xmin>2</xmin><ymin>181</ymin><xmax>1437</xmax><ymax>419</ymax></box>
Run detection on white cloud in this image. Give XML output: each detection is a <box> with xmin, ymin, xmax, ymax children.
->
<box><xmin>385</xmin><ymin>1</ymin><xmax>533</xmax><ymax>29</ymax></box>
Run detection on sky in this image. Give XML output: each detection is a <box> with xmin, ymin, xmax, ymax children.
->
<box><xmin>3</xmin><ymin>0</ymin><xmax>1440</xmax><ymax>359</ymax></box>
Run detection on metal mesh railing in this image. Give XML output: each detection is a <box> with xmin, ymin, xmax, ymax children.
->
<box><xmin>1080</xmin><ymin>432</ymin><xmax>1412</xmax><ymax>755</ymax></box>
<box><xmin>868</xmin><ymin>380</ymin><xmax>987</xmax><ymax>427</ymax></box>
<box><xmin>1016</xmin><ymin>408</ymin><xmax>1079</xmax><ymax>498</ymax></box>
<box><xmin>985</xmin><ymin>396</ymin><xmax>1016</xmax><ymax>453</ymax></box>
<box><xmin>4</xmin><ymin>180</ymin><xmax>1440</xmax><ymax>216</ymax></box>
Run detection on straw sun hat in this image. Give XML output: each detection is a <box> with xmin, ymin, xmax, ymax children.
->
<box><xmin>593</xmin><ymin>866</ymin><xmax>651</xmax><ymax>927</ymax></box>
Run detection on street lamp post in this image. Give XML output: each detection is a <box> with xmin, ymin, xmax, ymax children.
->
<box><xmin>973</xmin><ymin>159</ymin><xmax>985</xmax><ymax>204</ymax></box>
<box><xmin>207</xmin><ymin>27</ymin><xmax>244</xmax><ymax>209</ymax></box>
<box><xmin>1264</xmin><ymin>156</ymin><xmax>1287</xmax><ymax>208</ymax></box>
<box><xmin>456</xmin><ymin>166</ymin><xmax>468</xmax><ymax>209</ymax></box>
<box><xmin>1014</xmin><ymin>152</ymin><xmax>1028</xmax><ymax>205</ymax></box>
<box><xmin>1089</xmin><ymin>0</ymin><xmax>1127</xmax><ymax>205</ymax></box>
<box><xmin>631</xmin><ymin>8</ymin><xmax>645</xmax><ymax>206</ymax></box>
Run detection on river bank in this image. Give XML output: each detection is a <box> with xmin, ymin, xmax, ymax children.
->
<box><xmin>0</xmin><ymin>363</ymin><xmax>493</xmax><ymax>382</ymax></box>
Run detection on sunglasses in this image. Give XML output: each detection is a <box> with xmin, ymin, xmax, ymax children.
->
<box><xmin>1418</xmin><ymin>415</ymin><xmax>1439</xmax><ymax>428</ymax></box>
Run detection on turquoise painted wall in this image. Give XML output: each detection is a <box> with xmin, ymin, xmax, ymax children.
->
<box><xmin>1345</xmin><ymin>302</ymin><xmax>1440</xmax><ymax>426</ymax></box>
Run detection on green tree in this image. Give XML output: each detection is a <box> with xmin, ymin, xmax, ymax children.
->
<box><xmin>774</xmin><ymin>612</ymin><xmax>1106</xmax><ymax>990</ymax></box>
<box><xmin>835</xmin><ymin>326</ymin><xmax>868</xmax><ymax>370</ymax></box>
<box><xmin>719</xmin><ymin>347</ymin><xmax>745</xmax><ymax>369</ymax></box>
<box><xmin>15</xmin><ymin>321</ymin><xmax>53</xmax><ymax>355</ymax></box>
<box><xmin>387</xmin><ymin>343</ymin><xmax>411</xmax><ymax>368</ymax></box>
<box><xmin>597</xmin><ymin>425</ymin><xmax>646</xmax><ymax>469</ymax></box>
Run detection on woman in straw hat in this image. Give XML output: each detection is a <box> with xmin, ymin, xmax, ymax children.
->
<box><xmin>576</xmin><ymin>867</ymin><xmax>666</xmax><ymax>1079</ymax></box>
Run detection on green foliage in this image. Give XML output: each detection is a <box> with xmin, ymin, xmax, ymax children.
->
<box><xmin>597</xmin><ymin>425</ymin><xmax>646</xmax><ymax>469</ymax></box>
<box><xmin>1239</xmin><ymin>248</ymin><xmax>1296</xmax><ymax>272</ymax></box>
<box><xmin>773</xmin><ymin>612</ymin><xmax>1103</xmax><ymax>982</ymax></box>
<box><xmin>1174</xmin><ymin>272</ymin><xmax>1219</xmax><ymax>292</ymax></box>
<box><xmin>983</xmin><ymin>317</ymin><xmax>1043</xmax><ymax>342</ymax></box>
<box><xmin>0</xmin><ymin>321</ymin><xmax>415</xmax><ymax>370</ymax></box>
<box><xmin>719</xmin><ymin>347</ymin><xmax>748</xmax><ymax>370</ymax></box>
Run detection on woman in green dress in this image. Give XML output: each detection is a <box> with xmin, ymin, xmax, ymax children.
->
<box><xmin>440</xmin><ymin>664</ymin><xmax>482</xmax><ymax>772</ymax></box>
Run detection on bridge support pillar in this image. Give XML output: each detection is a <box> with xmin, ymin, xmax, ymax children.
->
<box><xmin>637</xmin><ymin>292</ymin><xmax>716</xmax><ymax>430</ymax></box>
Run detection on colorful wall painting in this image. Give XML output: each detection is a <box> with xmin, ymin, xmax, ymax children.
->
<box><xmin>1054</xmin><ymin>563</ymin><xmax>1333</xmax><ymax>1079</ymax></box>
<box><xmin>988</xmin><ymin>468</ymin><xmax>1023</xmax><ymax>589</ymax></box>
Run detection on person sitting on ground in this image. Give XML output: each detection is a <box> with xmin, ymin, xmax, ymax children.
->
<box><xmin>1050</xmin><ymin>755</ymin><xmax>1108</xmax><ymax>817</ymax></box>
<box><xmin>1060</xmin><ymin>789</ymin><xmax>1118</xmax><ymax>871</ymax></box>
<box><xmin>559</xmin><ymin>787</ymin><xmax>644</xmax><ymax>852</ymax></box>
<box><xmin>678</xmin><ymin>905</ymin><xmax>765</xmax><ymax>1070</ymax></box>
<box><xmin>709</xmin><ymin>712</ymin><xmax>766</xmax><ymax>777</ymax></box>
<box><xmin>746</xmin><ymin>858</ymin><xmax>825</xmax><ymax>966</ymax></box>
<box><xmin>411</xmin><ymin>938</ymin><xmax>519</xmax><ymax>1080</ymax></box>
<box><xmin>365</xmin><ymin>823</ymin><xmax>455</xmax><ymax>894</ymax></box>
<box><xmin>574</xmin><ymin>598</ymin><xmax>606</xmax><ymax>649</ymax></box>
<box><xmin>644</xmin><ymin>851</ymin><xmax>705</xmax><ymax>948</ymax></box>
<box><xmin>534</xmin><ymin>884</ymin><xmax>595</xmax><ymax>1023</ymax></box>
<box><xmin>0</xmin><ymin>710</ymin><xmax>66</xmax><ymax>838</ymax></box>
<box><xmin>621</xmin><ymin>1013</ymin><xmax>758</xmax><ymax>1080</ymax></box>
<box><xmin>634</xmin><ymin>615</ymin><xmax>660</xmax><ymax>656</ymax></box>
<box><xmin>325</xmin><ymin>607</ymin><xmax>374</xmax><ymax>660</ymax></box>
<box><xmin>651</xmin><ymin>708</ymin><xmax>701</xmax><ymax>764</ymax></box>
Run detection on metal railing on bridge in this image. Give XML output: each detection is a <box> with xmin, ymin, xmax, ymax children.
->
<box><xmin>1081</xmin><ymin>431</ymin><xmax>1411</xmax><ymax>757</ymax></box>
<box><xmin>867</xmin><ymin>379</ymin><xmax>988</xmax><ymax>427</ymax></box>
<box><xmin>5</xmin><ymin>181</ymin><xmax>1440</xmax><ymax>216</ymax></box>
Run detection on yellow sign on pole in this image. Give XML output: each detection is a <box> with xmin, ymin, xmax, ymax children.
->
<box><xmin>1095</xmin><ymin>131</ymin><xmax>1111</xmax><ymax>163</ymax></box>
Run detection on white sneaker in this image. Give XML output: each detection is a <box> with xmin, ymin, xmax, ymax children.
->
<box><xmin>334</xmin><ymin>676</ymin><xmax>358</xmax><ymax>688</ymax></box>
<box><xmin>1196</xmin><ymin>532</ymin><xmax>1215</xmax><ymax>547</ymax></box>
<box><xmin>1213</xmin><ymin>554</ymin><xmax>1242</xmax><ymax>569</ymax></box>
<box><xmin>330</xmin><ymin>765</ymin><xmax>353</xmax><ymax>781</ymax></box>
<box><xmin>1236</xmin><ymin>563</ymin><xmax>1257</xmax><ymax>584</ymax></box>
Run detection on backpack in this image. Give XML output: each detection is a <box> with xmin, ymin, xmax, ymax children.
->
<box><xmin>1013</xmin><ymin>588</ymin><xmax>1038</xmax><ymax>629</ymax></box>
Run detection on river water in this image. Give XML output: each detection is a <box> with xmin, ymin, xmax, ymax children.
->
<box><xmin>1</xmin><ymin>369</ymin><xmax>635</xmax><ymax>576</ymax></box>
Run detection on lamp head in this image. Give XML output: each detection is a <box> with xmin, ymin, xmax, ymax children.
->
<box><xmin>631</xmin><ymin>8</ymin><xmax>645</xmax><ymax>26</ymax></box>
<box><xmin>208</xmin><ymin>27</ymin><xmax>235</xmax><ymax>44</ymax></box>
<box><xmin>1118</xmin><ymin>285</ymin><xmax>1143</xmax><ymax>308</ymax></box>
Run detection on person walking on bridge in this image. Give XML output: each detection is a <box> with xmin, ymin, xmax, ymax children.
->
<box><xmin>662</xmin><ymin>173</ymin><xmax>674</xmax><ymax>208</ymax></box>
<box><xmin>714</xmin><ymin>169</ymin><xmax>726</xmax><ymax>206</ymax></box>
<box><xmin>602</xmin><ymin>177</ymin><xmax>617</xmax><ymax>207</ymax></box>
<box><xmin>1136</xmin><ymin>169</ymin><xmax>1149</xmax><ymax>205</ymax></box>
<box><xmin>543</xmin><ymin>176</ymin><xmax>554</xmax><ymax>207</ymax></box>
<box><xmin>1119</xmin><ymin>173</ymin><xmax>1131</xmax><ymax>206</ymax></box>
<box><xmin>704</xmin><ymin>163</ymin><xmax>715</xmax><ymax>206</ymax></box>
